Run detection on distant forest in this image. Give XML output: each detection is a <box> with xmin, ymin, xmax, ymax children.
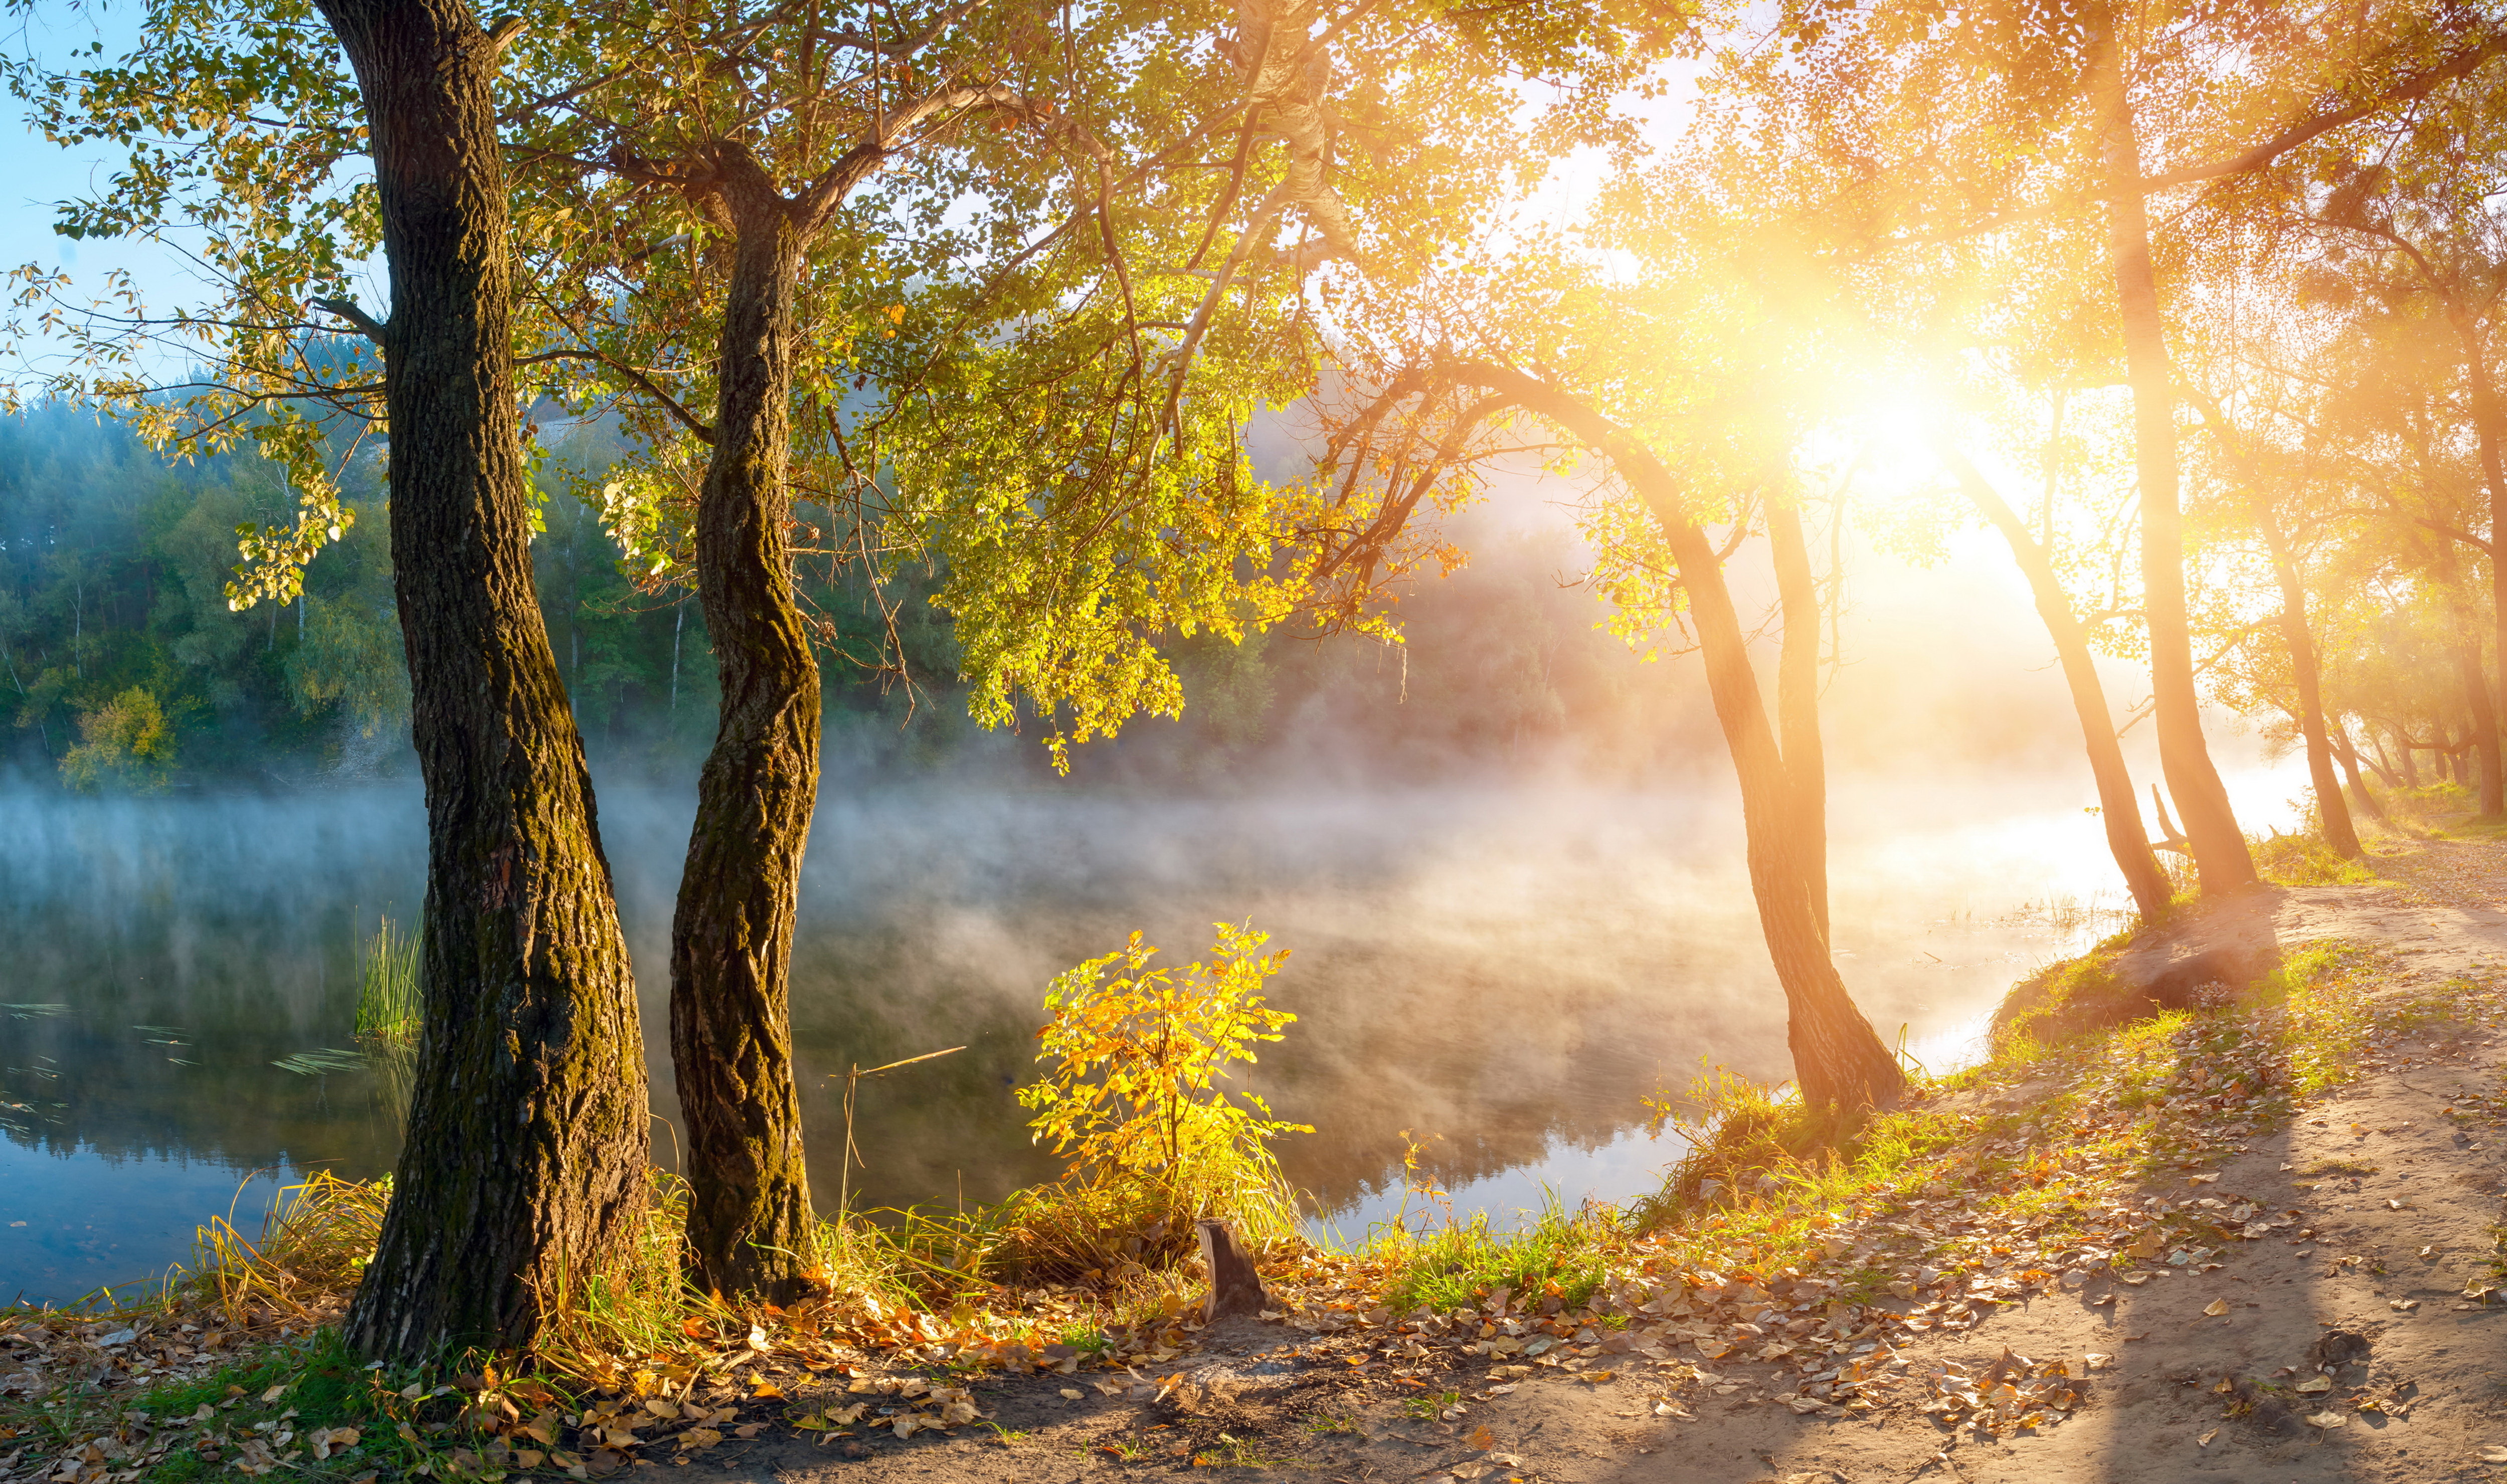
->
<box><xmin>0</xmin><ymin>405</ymin><xmax>1746</xmax><ymax>791</ymax></box>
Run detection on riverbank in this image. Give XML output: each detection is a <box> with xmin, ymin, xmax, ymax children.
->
<box><xmin>8</xmin><ymin>829</ymin><xmax>2507</xmax><ymax>1484</ymax></box>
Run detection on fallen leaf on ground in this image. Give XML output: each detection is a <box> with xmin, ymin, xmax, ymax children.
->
<box><xmin>2307</xmin><ymin>1411</ymin><xmax>2348</xmax><ymax>1429</ymax></box>
<box><xmin>2203</xmin><ymin>1299</ymin><xmax>2229</xmax><ymax>1317</ymax></box>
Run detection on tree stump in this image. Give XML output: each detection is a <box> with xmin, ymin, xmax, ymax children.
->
<box><xmin>1196</xmin><ymin>1219</ymin><xmax>1268</xmax><ymax>1322</ymax></box>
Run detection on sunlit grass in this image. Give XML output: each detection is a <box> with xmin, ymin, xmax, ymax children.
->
<box><xmin>1378</xmin><ymin>1202</ymin><xmax>1618</xmax><ymax>1315</ymax></box>
<box><xmin>353</xmin><ymin>916</ymin><xmax>421</xmax><ymax>1047</ymax></box>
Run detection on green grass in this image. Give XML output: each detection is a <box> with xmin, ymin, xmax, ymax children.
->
<box><xmin>2252</xmin><ymin>831</ymin><xmax>2378</xmax><ymax>886</ymax></box>
<box><xmin>1375</xmin><ymin>930</ymin><xmax>2461</xmax><ymax>1318</ymax></box>
<box><xmin>1379</xmin><ymin>1202</ymin><xmax>1618</xmax><ymax>1316</ymax></box>
<box><xmin>353</xmin><ymin>917</ymin><xmax>421</xmax><ymax>1047</ymax></box>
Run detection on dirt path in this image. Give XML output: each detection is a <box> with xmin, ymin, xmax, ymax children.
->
<box><xmin>675</xmin><ymin>838</ymin><xmax>2507</xmax><ymax>1484</ymax></box>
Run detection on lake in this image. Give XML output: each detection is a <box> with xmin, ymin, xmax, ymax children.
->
<box><xmin>0</xmin><ymin>762</ymin><xmax>2302</xmax><ymax>1304</ymax></box>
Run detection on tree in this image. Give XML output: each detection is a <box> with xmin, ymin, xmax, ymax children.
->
<box><xmin>1937</xmin><ymin>444</ymin><xmax>2176</xmax><ymax>915</ymax></box>
<box><xmin>9</xmin><ymin>0</ymin><xmax>655</xmax><ymax>1355</ymax></box>
<box><xmin>2176</xmin><ymin>385</ymin><xmax>2364</xmax><ymax>857</ymax></box>
<box><xmin>481</xmin><ymin>0</ymin><xmax>1677</xmax><ymax>1293</ymax></box>
<box><xmin>315</xmin><ymin>0</ymin><xmax>654</xmax><ymax>1358</ymax></box>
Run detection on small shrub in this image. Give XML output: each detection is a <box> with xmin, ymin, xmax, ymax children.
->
<box><xmin>991</xmin><ymin>923</ymin><xmax>1311</xmax><ymax>1282</ymax></box>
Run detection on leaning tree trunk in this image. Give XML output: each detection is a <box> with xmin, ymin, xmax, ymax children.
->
<box><xmin>1444</xmin><ymin>363</ymin><xmax>1902</xmax><ymax>1108</ymax></box>
<box><xmin>1942</xmin><ymin>448</ymin><xmax>2174</xmax><ymax>918</ymax></box>
<box><xmin>2359</xmin><ymin>728</ymin><xmax>2400</xmax><ymax>787</ymax></box>
<box><xmin>2249</xmin><ymin>498</ymin><xmax>2361</xmax><ymax>856</ymax></box>
<box><xmin>2329</xmin><ymin>723</ymin><xmax>2392</xmax><ymax>826</ymax></box>
<box><xmin>2091</xmin><ymin>32</ymin><xmax>2257</xmax><ymax>894</ymax></box>
<box><xmin>318</xmin><ymin>0</ymin><xmax>650</xmax><ymax>1359</ymax></box>
<box><xmin>668</xmin><ymin>143</ymin><xmax>822</xmax><ymax>1303</ymax></box>
<box><xmin>1765</xmin><ymin>483</ymin><xmax>1829</xmax><ymax>942</ymax></box>
<box><xmin>2385</xmin><ymin>726</ymin><xmax>2421</xmax><ymax>788</ymax></box>
<box><xmin>1666</xmin><ymin>506</ymin><xmax>1899</xmax><ymax>1110</ymax></box>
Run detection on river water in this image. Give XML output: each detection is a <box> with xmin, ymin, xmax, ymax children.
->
<box><xmin>0</xmin><ymin>763</ymin><xmax>2305</xmax><ymax>1305</ymax></box>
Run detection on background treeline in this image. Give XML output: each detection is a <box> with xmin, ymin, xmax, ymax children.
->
<box><xmin>0</xmin><ymin>405</ymin><xmax>1752</xmax><ymax>791</ymax></box>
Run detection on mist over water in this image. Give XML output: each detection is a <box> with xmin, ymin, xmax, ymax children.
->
<box><xmin>0</xmin><ymin>752</ymin><xmax>2308</xmax><ymax>1304</ymax></box>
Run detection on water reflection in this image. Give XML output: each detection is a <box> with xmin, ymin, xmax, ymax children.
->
<box><xmin>0</xmin><ymin>767</ymin><xmax>2301</xmax><ymax>1303</ymax></box>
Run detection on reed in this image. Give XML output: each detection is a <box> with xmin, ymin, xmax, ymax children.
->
<box><xmin>355</xmin><ymin>915</ymin><xmax>422</xmax><ymax>1046</ymax></box>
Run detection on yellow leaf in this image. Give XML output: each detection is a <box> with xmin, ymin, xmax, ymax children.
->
<box><xmin>2202</xmin><ymin>1300</ymin><xmax>2229</xmax><ymax>1317</ymax></box>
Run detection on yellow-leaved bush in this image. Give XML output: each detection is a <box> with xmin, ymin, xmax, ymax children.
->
<box><xmin>992</xmin><ymin>923</ymin><xmax>1311</xmax><ymax>1283</ymax></box>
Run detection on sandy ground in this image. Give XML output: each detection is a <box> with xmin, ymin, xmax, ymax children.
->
<box><xmin>661</xmin><ymin>837</ymin><xmax>2507</xmax><ymax>1484</ymax></box>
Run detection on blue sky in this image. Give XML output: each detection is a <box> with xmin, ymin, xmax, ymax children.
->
<box><xmin>0</xmin><ymin>3</ymin><xmax>267</xmax><ymax>381</ymax></box>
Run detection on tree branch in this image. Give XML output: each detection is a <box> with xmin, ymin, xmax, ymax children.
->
<box><xmin>310</xmin><ymin>297</ymin><xmax>388</xmax><ymax>343</ymax></box>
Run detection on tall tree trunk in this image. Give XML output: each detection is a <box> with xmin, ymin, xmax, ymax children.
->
<box><xmin>1454</xmin><ymin>363</ymin><xmax>1903</xmax><ymax>1109</ymax></box>
<box><xmin>319</xmin><ymin>0</ymin><xmax>650</xmax><ymax>1359</ymax></box>
<box><xmin>2456</xmin><ymin>639</ymin><xmax>2505</xmax><ymax>815</ymax></box>
<box><xmin>2249</xmin><ymin>500</ymin><xmax>2361</xmax><ymax>856</ymax></box>
<box><xmin>1766</xmin><ymin>482</ymin><xmax>1829</xmax><ymax>942</ymax></box>
<box><xmin>2091</xmin><ymin>27</ymin><xmax>2257</xmax><ymax>893</ymax></box>
<box><xmin>669</xmin><ymin>144</ymin><xmax>822</xmax><ymax>1302</ymax></box>
<box><xmin>2451</xmin><ymin>306</ymin><xmax>2507</xmax><ymax>806</ymax></box>
<box><xmin>1941</xmin><ymin>447</ymin><xmax>2174</xmax><ymax>918</ymax></box>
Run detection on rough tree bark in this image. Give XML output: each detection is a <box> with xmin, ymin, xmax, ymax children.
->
<box><xmin>1765</xmin><ymin>482</ymin><xmax>1829</xmax><ymax>942</ymax></box>
<box><xmin>1940</xmin><ymin>447</ymin><xmax>2174</xmax><ymax>918</ymax></box>
<box><xmin>1446</xmin><ymin>361</ymin><xmax>1903</xmax><ymax>1109</ymax></box>
<box><xmin>2091</xmin><ymin>27</ymin><xmax>2257</xmax><ymax>893</ymax></box>
<box><xmin>642</xmin><ymin>87</ymin><xmax>1019</xmax><ymax>1298</ymax></box>
<box><xmin>316</xmin><ymin>0</ymin><xmax>651</xmax><ymax>1358</ymax></box>
<box><xmin>667</xmin><ymin>144</ymin><xmax>823</xmax><ymax>1303</ymax></box>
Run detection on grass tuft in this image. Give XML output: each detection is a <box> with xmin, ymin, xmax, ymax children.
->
<box><xmin>353</xmin><ymin>916</ymin><xmax>421</xmax><ymax>1047</ymax></box>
